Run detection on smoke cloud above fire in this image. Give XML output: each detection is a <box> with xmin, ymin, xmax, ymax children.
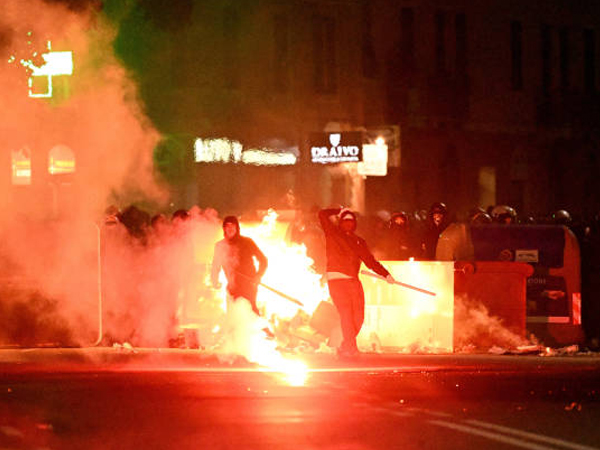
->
<box><xmin>0</xmin><ymin>0</ymin><xmax>168</xmax><ymax>346</ymax></box>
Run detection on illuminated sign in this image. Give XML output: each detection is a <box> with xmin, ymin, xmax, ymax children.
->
<box><xmin>357</xmin><ymin>138</ymin><xmax>388</xmax><ymax>176</ymax></box>
<box><xmin>241</xmin><ymin>150</ymin><xmax>296</xmax><ymax>166</ymax></box>
<box><xmin>194</xmin><ymin>138</ymin><xmax>243</xmax><ymax>163</ymax></box>
<box><xmin>194</xmin><ymin>138</ymin><xmax>297</xmax><ymax>166</ymax></box>
<box><xmin>309</xmin><ymin>132</ymin><xmax>363</xmax><ymax>164</ymax></box>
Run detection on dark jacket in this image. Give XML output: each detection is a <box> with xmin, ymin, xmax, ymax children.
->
<box><xmin>420</xmin><ymin>220</ymin><xmax>449</xmax><ymax>260</ymax></box>
<box><xmin>382</xmin><ymin>223</ymin><xmax>419</xmax><ymax>260</ymax></box>
<box><xmin>211</xmin><ymin>234</ymin><xmax>268</xmax><ymax>297</ymax></box>
<box><xmin>318</xmin><ymin>208</ymin><xmax>390</xmax><ymax>279</ymax></box>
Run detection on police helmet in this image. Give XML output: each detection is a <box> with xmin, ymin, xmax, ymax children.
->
<box><xmin>470</xmin><ymin>211</ymin><xmax>492</xmax><ymax>225</ymax></box>
<box><xmin>491</xmin><ymin>205</ymin><xmax>517</xmax><ymax>223</ymax></box>
<box><xmin>552</xmin><ymin>209</ymin><xmax>572</xmax><ymax>225</ymax></box>
<box><xmin>430</xmin><ymin>202</ymin><xmax>448</xmax><ymax>215</ymax></box>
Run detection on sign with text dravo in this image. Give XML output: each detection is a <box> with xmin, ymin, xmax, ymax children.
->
<box><xmin>309</xmin><ymin>132</ymin><xmax>363</xmax><ymax>164</ymax></box>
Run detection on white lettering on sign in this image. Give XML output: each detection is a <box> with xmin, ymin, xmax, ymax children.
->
<box><xmin>309</xmin><ymin>132</ymin><xmax>363</xmax><ymax>163</ymax></box>
<box><xmin>311</xmin><ymin>144</ymin><xmax>361</xmax><ymax>163</ymax></box>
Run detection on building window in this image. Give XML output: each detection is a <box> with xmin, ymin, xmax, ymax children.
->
<box><xmin>312</xmin><ymin>15</ymin><xmax>337</xmax><ymax>94</ymax></box>
<box><xmin>11</xmin><ymin>147</ymin><xmax>31</xmax><ymax>185</ymax></box>
<box><xmin>541</xmin><ymin>24</ymin><xmax>552</xmax><ymax>96</ymax></box>
<box><xmin>361</xmin><ymin>0</ymin><xmax>377</xmax><ymax>78</ymax></box>
<box><xmin>273</xmin><ymin>13</ymin><xmax>289</xmax><ymax>92</ymax></box>
<box><xmin>511</xmin><ymin>21</ymin><xmax>523</xmax><ymax>90</ymax></box>
<box><xmin>559</xmin><ymin>27</ymin><xmax>570</xmax><ymax>91</ymax></box>
<box><xmin>455</xmin><ymin>13</ymin><xmax>468</xmax><ymax>77</ymax></box>
<box><xmin>223</xmin><ymin>6</ymin><xmax>241</xmax><ymax>89</ymax></box>
<box><xmin>48</xmin><ymin>145</ymin><xmax>75</xmax><ymax>175</ymax></box>
<box><xmin>400</xmin><ymin>7</ymin><xmax>415</xmax><ymax>76</ymax></box>
<box><xmin>435</xmin><ymin>11</ymin><xmax>446</xmax><ymax>74</ymax></box>
<box><xmin>584</xmin><ymin>28</ymin><xmax>596</xmax><ymax>93</ymax></box>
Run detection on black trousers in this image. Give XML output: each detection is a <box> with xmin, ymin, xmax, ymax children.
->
<box><xmin>228</xmin><ymin>282</ymin><xmax>260</xmax><ymax>315</ymax></box>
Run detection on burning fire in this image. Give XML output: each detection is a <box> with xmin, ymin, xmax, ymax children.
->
<box><xmin>240</xmin><ymin>209</ymin><xmax>328</xmax><ymax>318</ymax></box>
<box><xmin>208</xmin><ymin>209</ymin><xmax>456</xmax><ymax>368</ymax></box>
<box><xmin>218</xmin><ymin>298</ymin><xmax>309</xmax><ymax>386</ymax></box>
<box><xmin>209</xmin><ymin>210</ymin><xmax>322</xmax><ymax>385</ymax></box>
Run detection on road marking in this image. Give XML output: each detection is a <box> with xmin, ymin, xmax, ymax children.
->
<box><xmin>420</xmin><ymin>409</ymin><xmax>453</xmax><ymax>418</ymax></box>
<box><xmin>465</xmin><ymin>420</ymin><xmax>600</xmax><ymax>450</ymax></box>
<box><xmin>403</xmin><ymin>406</ymin><xmax>452</xmax><ymax>418</ymax></box>
<box><xmin>369</xmin><ymin>406</ymin><xmax>413</xmax><ymax>417</ymax></box>
<box><xmin>429</xmin><ymin>420</ymin><xmax>559</xmax><ymax>450</ymax></box>
<box><xmin>391</xmin><ymin>408</ymin><xmax>599</xmax><ymax>450</ymax></box>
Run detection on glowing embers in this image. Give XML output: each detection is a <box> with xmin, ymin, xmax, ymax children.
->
<box><xmin>48</xmin><ymin>145</ymin><xmax>75</xmax><ymax>175</ymax></box>
<box><xmin>194</xmin><ymin>138</ymin><xmax>297</xmax><ymax>166</ymax></box>
<box><xmin>359</xmin><ymin>261</ymin><xmax>454</xmax><ymax>352</ymax></box>
<box><xmin>275</xmin><ymin>359</ymin><xmax>309</xmax><ymax>386</ymax></box>
<box><xmin>11</xmin><ymin>147</ymin><xmax>32</xmax><ymax>185</ymax></box>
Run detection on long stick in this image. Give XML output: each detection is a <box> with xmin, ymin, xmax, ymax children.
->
<box><xmin>360</xmin><ymin>270</ymin><xmax>437</xmax><ymax>296</ymax></box>
<box><xmin>235</xmin><ymin>270</ymin><xmax>304</xmax><ymax>307</ymax></box>
<box><xmin>258</xmin><ymin>282</ymin><xmax>305</xmax><ymax>307</ymax></box>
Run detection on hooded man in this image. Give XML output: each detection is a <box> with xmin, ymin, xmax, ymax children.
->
<box><xmin>382</xmin><ymin>211</ymin><xmax>419</xmax><ymax>260</ymax></box>
<box><xmin>420</xmin><ymin>202</ymin><xmax>450</xmax><ymax>260</ymax></box>
<box><xmin>211</xmin><ymin>216</ymin><xmax>268</xmax><ymax>315</ymax></box>
<box><xmin>319</xmin><ymin>207</ymin><xmax>394</xmax><ymax>357</ymax></box>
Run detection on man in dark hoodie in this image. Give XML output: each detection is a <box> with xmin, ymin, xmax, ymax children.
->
<box><xmin>382</xmin><ymin>211</ymin><xmax>419</xmax><ymax>260</ymax></box>
<box><xmin>319</xmin><ymin>207</ymin><xmax>395</xmax><ymax>357</ymax></box>
<box><xmin>211</xmin><ymin>216</ymin><xmax>268</xmax><ymax>315</ymax></box>
<box><xmin>420</xmin><ymin>202</ymin><xmax>450</xmax><ymax>260</ymax></box>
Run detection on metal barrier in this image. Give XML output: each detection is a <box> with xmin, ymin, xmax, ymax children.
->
<box><xmin>91</xmin><ymin>223</ymin><xmax>103</xmax><ymax>346</ymax></box>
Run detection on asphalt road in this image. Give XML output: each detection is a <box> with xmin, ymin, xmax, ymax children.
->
<box><xmin>1</xmin><ymin>351</ymin><xmax>599</xmax><ymax>450</ymax></box>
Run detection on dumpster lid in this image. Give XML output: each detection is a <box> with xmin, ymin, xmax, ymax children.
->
<box><xmin>470</xmin><ymin>225</ymin><xmax>565</xmax><ymax>268</ymax></box>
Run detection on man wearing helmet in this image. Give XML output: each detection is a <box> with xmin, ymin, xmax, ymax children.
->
<box><xmin>420</xmin><ymin>202</ymin><xmax>450</xmax><ymax>260</ymax></box>
<box><xmin>319</xmin><ymin>207</ymin><xmax>395</xmax><ymax>357</ymax></box>
<box><xmin>552</xmin><ymin>209</ymin><xmax>572</xmax><ymax>226</ymax></box>
<box><xmin>381</xmin><ymin>211</ymin><xmax>419</xmax><ymax>260</ymax></box>
<box><xmin>491</xmin><ymin>205</ymin><xmax>518</xmax><ymax>224</ymax></box>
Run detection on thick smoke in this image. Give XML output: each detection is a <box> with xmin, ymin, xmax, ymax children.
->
<box><xmin>454</xmin><ymin>294</ymin><xmax>533</xmax><ymax>352</ymax></box>
<box><xmin>0</xmin><ymin>0</ymin><xmax>166</xmax><ymax>346</ymax></box>
<box><xmin>99</xmin><ymin>209</ymin><xmax>223</xmax><ymax>348</ymax></box>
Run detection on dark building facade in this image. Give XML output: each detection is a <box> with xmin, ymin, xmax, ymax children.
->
<box><xmin>7</xmin><ymin>0</ymin><xmax>599</xmax><ymax>220</ymax></box>
<box><xmin>373</xmin><ymin>0</ymin><xmax>600</xmax><ymax>219</ymax></box>
<box><xmin>122</xmin><ymin>0</ymin><xmax>600</xmax><ymax>218</ymax></box>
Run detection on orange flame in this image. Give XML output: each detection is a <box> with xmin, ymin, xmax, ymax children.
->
<box><xmin>241</xmin><ymin>210</ymin><xmax>328</xmax><ymax>318</ymax></box>
<box><xmin>207</xmin><ymin>210</ymin><xmax>321</xmax><ymax>384</ymax></box>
